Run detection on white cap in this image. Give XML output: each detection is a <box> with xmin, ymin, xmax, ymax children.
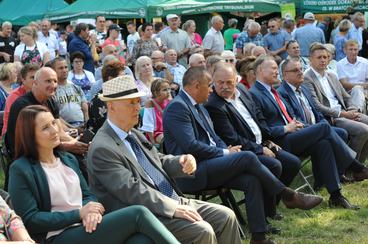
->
<box><xmin>166</xmin><ymin>14</ymin><xmax>179</xmax><ymax>21</ymax></box>
<box><xmin>304</xmin><ymin>12</ymin><xmax>315</xmax><ymax>20</ymax></box>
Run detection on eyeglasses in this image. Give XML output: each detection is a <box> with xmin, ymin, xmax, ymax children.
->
<box><xmin>268</xmin><ymin>25</ymin><xmax>276</xmax><ymax>28</ymax></box>
<box><xmin>225</xmin><ymin>59</ymin><xmax>235</xmax><ymax>63</ymax></box>
<box><xmin>284</xmin><ymin>68</ymin><xmax>303</xmax><ymax>73</ymax></box>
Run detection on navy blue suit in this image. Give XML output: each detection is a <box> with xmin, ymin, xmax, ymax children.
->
<box><xmin>164</xmin><ymin>90</ymin><xmax>287</xmax><ymax>233</ymax></box>
<box><xmin>205</xmin><ymin>84</ymin><xmax>300</xmax><ymax>188</ymax></box>
<box><xmin>277</xmin><ymin>81</ymin><xmax>348</xmax><ymax>142</ymax></box>
<box><xmin>250</xmin><ymin>81</ymin><xmax>356</xmax><ymax>194</ymax></box>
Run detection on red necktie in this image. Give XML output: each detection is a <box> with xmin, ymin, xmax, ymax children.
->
<box><xmin>271</xmin><ymin>88</ymin><xmax>293</xmax><ymax>123</ymax></box>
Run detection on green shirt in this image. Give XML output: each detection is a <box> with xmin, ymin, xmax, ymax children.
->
<box><xmin>224</xmin><ymin>28</ymin><xmax>240</xmax><ymax>50</ymax></box>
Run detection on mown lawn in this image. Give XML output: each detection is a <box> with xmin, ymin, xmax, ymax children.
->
<box><xmin>227</xmin><ymin>163</ymin><xmax>368</xmax><ymax>244</ymax></box>
<box><xmin>1</xmin><ymin>163</ymin><xmax>368</xmax><ymax>243</ymax></box>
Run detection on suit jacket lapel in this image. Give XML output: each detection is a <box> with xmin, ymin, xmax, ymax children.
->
<box><xmin>307</xmin><ymin>69</ymin><xmax>329</xmax><ymax>99</ymax></box>
<box><xmin>102</xmin><ymin>122</ymin><xmax>155</xmax><ymax>186</ymax></box>
<box><xmin>301</xmin><ymin>86</ymin><xmax>319</xmax><ymax>119</ymax></box>
<box><xmin>326</xmin><ymin>72</ymin><xmax>346</xmax><ymax>108</ymax></box>
<box><xmin>256</xmin><ymin>81</ymin><xmax>285</xmax><ymax>119</ymax></box>
<box><xmin>179</xmin><ymin>91</ymin><xmax>211</xmax><ymax>134</ymax></box>
<box><xmin>283</xmin><ymin>82</ymin><xmax>305</xmax><ymax>120</ymax></box>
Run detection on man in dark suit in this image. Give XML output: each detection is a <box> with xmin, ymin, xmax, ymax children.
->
<box><xmin>303</xmin><ymin>43</ymin><xmax>368</xmax><ymax>163</ymax></box>
<box><xmin>278</xmin><ymin>60</ymin><xmax>348</xmax><ymax>141</ymax></box>
<box><xmin>205</xmin><ymin>62</ymin><xmax>301</xmax><ymax>221</ymax></box>
<box><xmin>87</xmin><ymin>75</ymin><xmax>242</xmax><ymax>244</ymax></box>
<box><xmin>163</xmin><ymin>67</ymin><xmax>322</xmax><ymax>244</ymax></box>
<box><xmin>249</xmin><ymin>55</ymin><xmax>368</xmax><ymax>209</ymax></box>
<box><xmin>278</xmin><ymin>58</ymin><xmax>361</xmax><ymax>184</ymax></box>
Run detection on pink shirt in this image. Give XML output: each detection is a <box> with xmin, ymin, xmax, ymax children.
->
<box><xmin>101</xmin><ymin>38</ymin><xmax>125</xmax><ymax>64</ymax></box>
<box><xmin>41</xmin><ymin>158</ymin><xmax>82</xmax><ymax>238</ymax></box>
<box><xmin>2</xmin><ymin>86</ymin><xmax>27</xmax><ymax>135</ymax></box>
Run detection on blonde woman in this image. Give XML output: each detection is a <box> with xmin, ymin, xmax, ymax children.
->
<box><xmin>14</xmin><ymin>26</ymin><xmax>49</xmax><ymax>65</ymax></box>
<box><xmin>0</xmin><ymin>63</ymin><xmax>17</xmax><ymax>110</ymax></box>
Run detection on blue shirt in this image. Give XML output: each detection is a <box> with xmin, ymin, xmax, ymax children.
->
<box><xmin>294</xmin><ymin>24</ymin><xmax>325</xmax><ymax>57</ymax></box>
<box><xmin>235</xmin><ymin>31</ymin><xmax>263</xmax><ymax>50</ymax></box>
<box><xmin>68</xmin><ymin>35</ymin><xmax>95</xmax><ymax>74</ymax></box>
<box><xmin>347</xmin><ymin>24</ymin><xmax>363</xmax><ymax>50</ymax></box>
<box><xmin>334</xmin><ymin>34</ymin><xmax>348</xmax><ymax>61</ymax></box>
<box><xmin>262</xmin><ymin>30</ymin><xmax>291</xmax><ymax>59</ymax></box>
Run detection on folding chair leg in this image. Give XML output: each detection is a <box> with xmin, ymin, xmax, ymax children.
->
<box><xmin>226</xmin><ymin>190</ymin><xmax>246</xmax><ymax>225</ymax></box>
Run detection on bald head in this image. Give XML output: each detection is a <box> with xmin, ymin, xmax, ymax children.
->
<box><xmin>165</xmin><ymin>49</ymin><xmax>177</xmax><ymax>65</ymax></box>
<box><xmin>251</xmin><ymin>46</ymin><xmax>266</xmax><ymax>57</ymax></box>
<box><xmin>189</xmin><ymin>53</ymin><xmax>206</xmax><ymax>68</ymax></box>
<box><xmin>151</xmin><ymin>50</ymin><xmax>164</xmax><ymax>63</ymax></box>
<box><xmin>34</xmin><ymin>67</ymin><xmax>56</xmax><ymax>81</ymax></box>
<box><xmin>102</xmin><ymin>44</ymin><xmax>119</xmax><ymax>58</ymax></box>
<box><xmin>33</xmin><ymin>67</ymin><xmax>58</xmax><ymax>100</ymax></box>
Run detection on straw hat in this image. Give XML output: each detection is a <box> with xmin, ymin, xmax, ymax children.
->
<box><xmin>98</xmin><ymin>75</ymin><xmax>145</xmax><ymax>101</ymax></box>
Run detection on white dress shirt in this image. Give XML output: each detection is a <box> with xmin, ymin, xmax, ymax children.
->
<box><xmin>309</xmin><ymin>67</ymin><xmax>342</xmax><ymax>115</ymax></box>
<box><xmin>226</xmin><ymin>89</ymin><xmax>262</xmax><ymax>144</ymax></box>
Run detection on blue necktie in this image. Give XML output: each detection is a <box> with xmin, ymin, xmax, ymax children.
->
<box><xmin>125</xmin><ymin>135</ymin><xmax>180</xmax><ymax>201</ymax></box>
<box><xmin>195</xmin><ymin>104</ymin><xmax>218</xmax><ymax>144</ymax></box>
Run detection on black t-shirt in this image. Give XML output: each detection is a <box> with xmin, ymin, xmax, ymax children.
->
<box><xmin>0</xmin><ymin>35</ymin><xmax>16</xmax><ymax>63</ymax></box>
<box><xmin>6</xmin><ymin>92</ymin><xmax>59</xmax><ymax>155</ymax></box>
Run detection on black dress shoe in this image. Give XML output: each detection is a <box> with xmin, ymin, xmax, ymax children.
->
<box><xmin>250</xmin><ymin>239</ymin><xmax>276</xmax><ymax>244</ymax></box>
<box><xmin>353</xmin><ymin>167</ymin><xmax>368</xmax><ymax>182</ymax></box>
<box><xmin>269</xmin><ymin>212</ymin><xmax>284</xmax><ymax>221</ymax></box>
<box><xmin>329</xmin><ymin>196</ymin><xmax>360</xmax><ymax>210</ymax></box>
<box><xmin>266</xmin><ymin>223</ymin><xmax>281</xmax><ymax>235</ymax></box>
<box><xmin>340</xmin><ymin>174</ymin><xmax>355</xmax><ymax>184</ymax></box>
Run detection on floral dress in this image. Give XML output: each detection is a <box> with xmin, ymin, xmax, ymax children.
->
<box><xmin>0</xmin><ymin>196</ymin><xmax>26</xmax><ymax>241</ymax></box>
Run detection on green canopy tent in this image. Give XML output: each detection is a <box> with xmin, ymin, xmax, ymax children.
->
<box><xmin>299</xmin><ymin>0</ymin><xmax>368</xmax><ymax>14</ymax></box>
<box><xmin>147</xmin><ymin>0</ymin><xmax>281</xmax><ymax>20</ymax></box>
<box><xmin>47</xmin><ymin>0</ymin><xmax>150</xmax><ymax>22</ymax></box>
<box><xmin>47</xmin><ymin>0</ymin><xmax>281</xmax><ymax>22</ymax></box>
<box><xmin>0</xmin><ymin>0</ymin><xmax>68</xmax><ymax>25</ymax></box>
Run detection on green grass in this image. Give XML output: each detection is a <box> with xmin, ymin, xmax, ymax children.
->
<box><xmin>218</xmin><ymin>163</ymin><xmax>368</xmax><ymax>244</ymax></box>
<box><xmin>2</xmin><ymin>163</ymin><xmax>368</xmax><ymax>243</ymax></box>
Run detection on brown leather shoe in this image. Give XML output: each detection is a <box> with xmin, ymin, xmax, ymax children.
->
<box><xmin>250</xmin><ymin>239</ymin><xmax>276</xmax><ymax>244</ymax></box>
<box><xmin>282</xmin><ymin>192</ymin><xmax>323</xmax><ymax>210</ymax></box>
<box><xmin>353</xmin><ymin>167</ymin><xmax>368</xmax><ymax>182</ymax></box>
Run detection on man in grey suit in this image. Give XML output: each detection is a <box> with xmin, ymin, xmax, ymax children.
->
<box><xmin>303</xmin><ymin>43</ymin><xmax>368</xmax><ymax>163</ymax></box>
<box><xmin>87</xmin><ymin>75</ymin><xmax>242</xmax><ymax>244</ymax></box>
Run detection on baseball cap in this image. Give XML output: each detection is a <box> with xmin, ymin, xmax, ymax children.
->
<box><xmin>304</xmin><ymin>12</ymin><xmax>315</xmax><ymax>20</ymax></box>
<box><xmin>166</xmin><ymin>14</ymin><xmax>179</xmax><ymax>21</ymax></box>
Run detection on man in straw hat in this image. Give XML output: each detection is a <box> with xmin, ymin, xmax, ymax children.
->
<box><xmin>87</xmin><ymin>75</ymin><xmax>242</xmax><ymax>243</ymax></box>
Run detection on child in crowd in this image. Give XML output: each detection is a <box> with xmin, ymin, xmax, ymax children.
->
<box><xmin>141</xmin><ymin>78</ymin><xmax>171</xmax><ymax>144</ymax></box>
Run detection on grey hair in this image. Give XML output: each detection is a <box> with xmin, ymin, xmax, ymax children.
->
<box><xmin>2</xmin><ymin>21</ymin><xmax>12</xmax><ymax>28</ymax></box>
<box><xmin>248</xmin><ymin>21</ymin><xmax>261</xmax><ymax>31</ymax></box>
<box><xmin>211</xmin><ymin>15</ymin><xmax>223</xmax><ymax>26</ymax></box>
<box><xmin>352</xmin><ymin>12</ymin><xmax>364</xmax><ymax>21</ymax></box>
<box><xmin>182</xmin><ymin>20</ymin><xmax>195</xmax><ymax>32</ymax></box>
<box><xmin>228</xmin><ymin>18</ymin><xmax>238</xmax><ymax>28</ymax></box>
<box><xmin>102</xmin><ymin>55</ymin><xmax>119</xmax><ymax>65</ymax></box>
<box><xmin>189</xmin><ymin>53</ymin><xmax>205</xmax><ymax>65</ymax></box>
<box><xmin>135</xmin><ymin>56</ymin><xmax>152</xmax><ymax>80</ymax></box>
